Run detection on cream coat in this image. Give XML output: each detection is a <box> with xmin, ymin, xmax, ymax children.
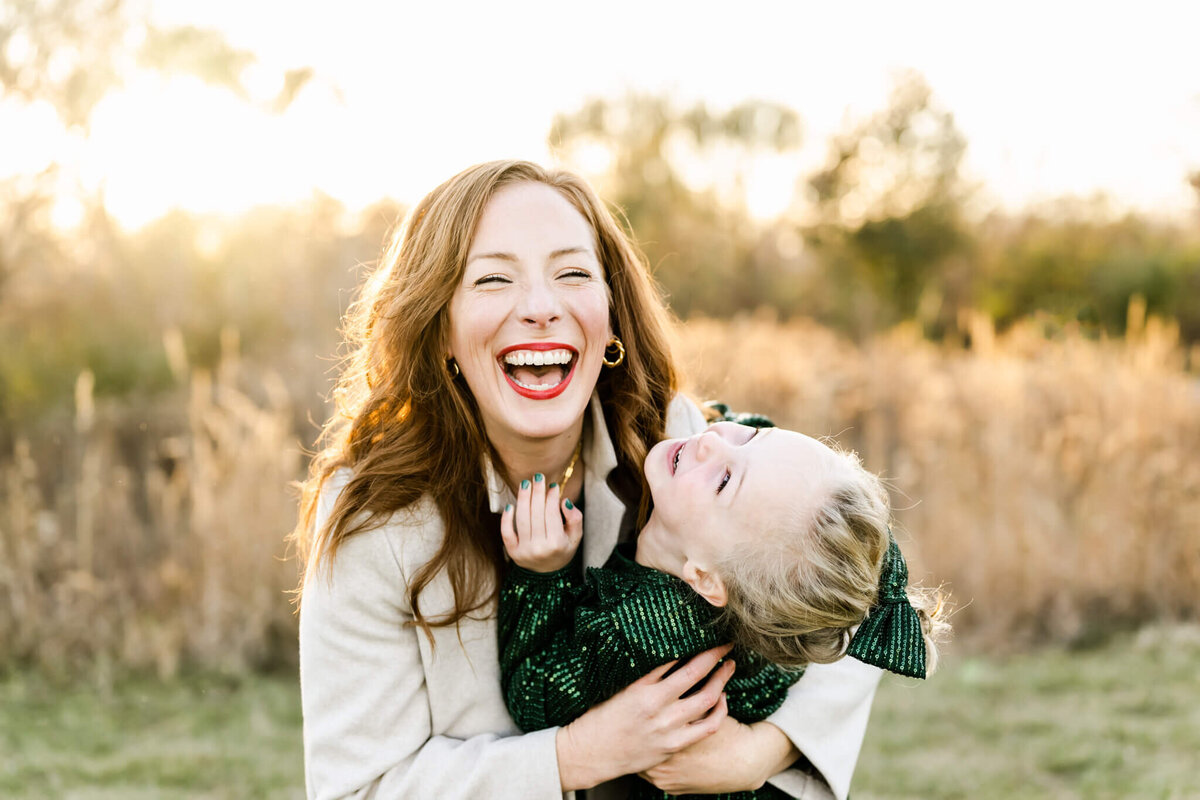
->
<box><xmin>299</xmin><ymin>394</ymin><xmax>881</xmax><ymax>800</ymax></box>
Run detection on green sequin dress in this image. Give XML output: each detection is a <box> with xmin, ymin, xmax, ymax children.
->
<box><xmin>499</xmin><ymin>548</ymin><xmax>801</xmax><ymax>800</ymax></box>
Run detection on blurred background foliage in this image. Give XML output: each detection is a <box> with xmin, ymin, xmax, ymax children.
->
<box><xmin>1</xmin><ymin>0</ymin><xmax>1199</xmax><ymax>678</ymax></box>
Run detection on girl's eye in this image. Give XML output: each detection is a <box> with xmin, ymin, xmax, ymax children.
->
<box><xmin>474</xmin><ymin>274</ymin><xmax>511</xmax><ymax>287</ymax></box>
<box><xmin>717</xmin><ymin>469</ymin><xmax>732</xmax><ymax>494</ymax></box>
<box><xmin>558</xmin><ymin>268</ymin><xmax>592</xmax><ymax>280</ymax></box>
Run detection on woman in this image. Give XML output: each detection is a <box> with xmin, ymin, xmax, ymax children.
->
<box><xmin>294</xmin><ymin>161</ymin><xmax>881</xmax><ymax>799</ymax></box>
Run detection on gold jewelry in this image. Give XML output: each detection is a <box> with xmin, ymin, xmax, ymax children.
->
<box><xmin>446</xmin><ymin>358</ymin><xmax>460</xmax><ymax>378</ymax></box>
<box><xmin>560</xmin><ymin>437</ymin><xmax>583</xmax><ymax>487</ymax></box>
<box><xmin>602</xmin><ymin>337</ymin><xmax>625</xmax><ymax>368</ymax></box>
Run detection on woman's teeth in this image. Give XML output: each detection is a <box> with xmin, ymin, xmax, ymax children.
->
<box><xmin>502</xmin><ymin>349</ymin><xmax>573</xmax><ymax>367</ymax></box>
<box><xmin>511</xmin><ymin>376</ymin><xmax>559</xmax><ymax>390</ymax></box>
<box><xmin>502</xmin><ymin>348</ymin><xmax>574</xmax><ymax>390</ymax></box>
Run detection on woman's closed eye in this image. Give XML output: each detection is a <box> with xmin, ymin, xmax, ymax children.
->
<box><xmin>473</xmin><ymin>273</ymin><xmax>512</xmax><ymax>287</ymax></box>
<box><xmin>557</xmin><ymin>267</ymin><xmax>594</xmax><ymax>281</ymax></box>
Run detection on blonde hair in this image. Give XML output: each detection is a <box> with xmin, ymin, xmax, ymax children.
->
<box><xmin>716</xmin><ymin>448</ymin><xmax>949</xmax><ymax>673</ymax></box>
<box><xmin>291</xmin><ymin>161</ymin><xmax>680</xmax><ymax>636</ymax></box>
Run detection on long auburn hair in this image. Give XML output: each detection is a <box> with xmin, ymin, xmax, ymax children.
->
<box><xmin>291</xmin><ymin>161</ymin><xmax>680</xmax><ymax>637</ymax></box>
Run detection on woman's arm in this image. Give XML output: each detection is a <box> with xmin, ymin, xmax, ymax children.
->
<box><xmin>758</xmin><ymin>658</ymin><xmax>883</xmax><ymax>800</ymax></box>
<box><xmin>299</xmin><ymin>524</ymin><xmax>563</xmax><ymax>800</ymax></box>
<box><xmin>299</xmin><ymin>473</ymin><xmax>563</xmax><ymax>800</ymax></box>
<box><xmin>640</xmin><ymin>658</ymin><xmax>882</xmax><ymax>800</ymax></box>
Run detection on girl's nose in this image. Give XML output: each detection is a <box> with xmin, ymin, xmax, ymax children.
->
<box><xmin>693</xmin><ymin>429</ymin><xmax>725</xmax><ymax>461</ymax></box>
<box><xmin>516</xmin><ymin>278</ymin><xmax>561</xmax><ymax>327</ymax></box>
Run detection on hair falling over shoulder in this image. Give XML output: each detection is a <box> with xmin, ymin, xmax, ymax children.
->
<box><xmin>289</xmin><ymin>161</ymin><xmax>681</xmax><ymax>637</ymax></box>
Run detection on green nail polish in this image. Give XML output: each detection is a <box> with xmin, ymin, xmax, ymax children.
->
<box><xmin>534</xmin><ymin>473</ymin><xmax>544</xmax><ymax>482</ymax></box>
<box><xmin>505</xmin><ymin>503</ymin><xmax>512</xmax><ymax>512</ymax></box>
<box><xmin>520</xmin><ymin>479</ymin><xmax>530</xmax><ymax>490</ymax></box>
<box><xmin>564</xmin><ymin>498</ymin><xmax>574</xmax><ymax>510</ymax></box>
<box><xmin>548</xmin><ymin>482</ymin><xmax>558</xmax><ymax>490</ymax></box>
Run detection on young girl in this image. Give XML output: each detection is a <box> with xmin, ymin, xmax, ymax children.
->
<box><xmin>498</xmin><ymin>420</ymin><xmax>947</xmax><ymax>799</ymax></box>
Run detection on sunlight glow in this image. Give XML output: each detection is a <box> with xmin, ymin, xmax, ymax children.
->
<box><xmin>3</xmin><ymin>0</ymin><xmax>1197</xmax><ymax>229</ymax></box>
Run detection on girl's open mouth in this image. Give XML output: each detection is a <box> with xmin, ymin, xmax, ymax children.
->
<box><xmin>668</xmin><ymin>441</ymin><xmax>684</xmax><ymax>476</ymax></box>
<box><xmin>498</xmin><ymin>345</ymin><xmax>577</xmax><ymax>399</ymax></box>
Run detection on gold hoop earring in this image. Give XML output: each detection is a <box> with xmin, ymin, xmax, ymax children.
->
<box><xmin>446</xmin><ymin>358</ymin><xmax>460</xmax><ymax>379</ymax></box>
<box><xmin>602</xmin><ymin>337</ymin><xmax>625</xmax><ymax>368</ymax></box>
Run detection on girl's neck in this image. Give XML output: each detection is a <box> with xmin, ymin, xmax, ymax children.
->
<box><xmin>633</xmin><ymin>518</ymin><xmax>686</xmax><ymax>579</ymax></box>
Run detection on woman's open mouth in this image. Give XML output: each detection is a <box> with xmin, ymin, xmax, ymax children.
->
<box><xmin>498</xmin><ymin>344</ymin><xmax>577</xmax><ymax>399</ymax></box>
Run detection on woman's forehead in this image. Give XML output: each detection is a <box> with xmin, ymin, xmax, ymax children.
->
<box><xmin>470</xmin><ymin>182</ymin><xmax>597</xmax><ymax>256</ymax></box>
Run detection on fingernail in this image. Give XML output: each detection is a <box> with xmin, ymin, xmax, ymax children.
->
<box><xmin>564</xmin><ymin>498</ymin><xmax>574</xmax><ymax>510</ymax></box>
<box><xmin>548</xmin><ymin>482</ymin><xmax>558</xmax><ymax>490</ymax></box>
<box><xmin>520</xmin><ymin>479</ymin><xmax>530</xmax><ymax>490</ymax></box>
<box><xmin>505</xmin><ymin>503</ymin><xmax>512</xmax><ymax>512</ymax></box>
<box><xmin>534</xmin><ymin>473</ymin><xmax>544</xmax><ymax>482</ymax></box>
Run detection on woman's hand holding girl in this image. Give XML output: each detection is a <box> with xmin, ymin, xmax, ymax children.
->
<box><xmin>500</xmin><ymin>475</ymin><xmax>583</xmax><ymax>573</ymax></box>
<box><xmin>638</xmin><ymin>716</ymin><xmax>799</xmax><ymax>794</ymax></box>
<box><xmin>554</xmin><ymin>644</ymin><xmax>736</xmax><ymax>791</ymax></box>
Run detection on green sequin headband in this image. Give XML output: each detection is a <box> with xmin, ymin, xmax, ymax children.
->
<box><xmin>846</xmin><ymin>534</ymin><xmax>927</xmax><ymax>679</ymax></box>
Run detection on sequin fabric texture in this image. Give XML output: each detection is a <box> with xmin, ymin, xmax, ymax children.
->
<box><xmin>499</xmin><ymin>550</ymin><xmax>801</xmax><ymax>800</ymax></box>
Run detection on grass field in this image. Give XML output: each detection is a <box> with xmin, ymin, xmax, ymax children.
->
<box><xmin>3</xmin><ymin>627</ymin><xmax>1198</xmax><ymax>799</ymax></box>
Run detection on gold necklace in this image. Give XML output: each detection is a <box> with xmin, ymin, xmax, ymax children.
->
<box><xmin>559</xmin><ymin>437</ymin><xmax>583</xmax><ymax>488</ymax></box>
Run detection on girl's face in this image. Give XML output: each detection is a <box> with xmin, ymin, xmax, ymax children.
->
<box><xmin>641</xmin><ymin>423</ymin><xmax>844</xmax><ymax>580</ymax></box>
<box><xmin>448</xmin><ymin>182</ymin><xmax>611</xmax><ymax>451</ymax></box>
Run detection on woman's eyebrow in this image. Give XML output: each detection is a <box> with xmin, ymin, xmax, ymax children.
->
<box><xmin>466</xmin><ymin>251</ymin><xmax>518</xmax><ymax>265</ymax></box>
<box><xmin>548</xmin><ymin>246</ymin><xmax>592</xmax><ymax>259</ymax></box>
<box><xmin>466</xmin><ymin>246</ymin><xmax>593</xmax><ymax>266</ymax></box>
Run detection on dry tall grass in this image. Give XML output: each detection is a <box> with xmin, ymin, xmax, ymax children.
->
<box><xmin>1</xmin><ymin>313</ymin><xmax>1197</xmax><ymax>675</ymax></box>
<box><xmin>0</xmin><ymin>330</ymin><xmax>301</xmax><ymax>677</ymax></box>
<box><xmin>679</xmin><ymin>306</ymin><xmax>1200</xmax><ymax>649</ymax></box>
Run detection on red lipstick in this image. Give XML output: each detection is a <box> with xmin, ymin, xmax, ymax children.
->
<box><xmin>497</xmin><ymin>342</ymin><xmax>578</xmax><ymax>400</ymax></box>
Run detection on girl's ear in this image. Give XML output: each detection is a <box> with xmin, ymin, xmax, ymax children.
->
<box><xmin>682</xmin><ymin>560</ymin><xmax>728</xmax><ymax>608</ymax></box>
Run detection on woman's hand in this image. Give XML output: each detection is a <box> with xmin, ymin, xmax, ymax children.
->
<box><xmin>555</xmin><ymin>644</ymin><xmax>736</xmax><ymax>791</ymax></box>
<box><xmin>500</xmin><ymin>476</ymin><xmax>583</xmax><ymax>573</ymax></box>
<box><xmin>638</xmin><ymin>717</ymin><xmax>799</xmax><ymax>795</ymax></box>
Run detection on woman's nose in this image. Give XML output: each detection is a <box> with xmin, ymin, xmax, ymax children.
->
<box><xmin>516</xmin><ymin>279</ymin><xmax>561</xmax><ymax>327</ymax></box>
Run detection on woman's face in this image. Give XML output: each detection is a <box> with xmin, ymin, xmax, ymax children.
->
<box><xmin>448</xmin><ymin>181</ymin><xmax>611</xmax><ymax>451</ymax></box>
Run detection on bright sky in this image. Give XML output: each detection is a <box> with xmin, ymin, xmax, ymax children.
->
<box><xmin>5</xmin><ymin>0</ymin><xmax>1199</xmax><ymax>229</ymax></box>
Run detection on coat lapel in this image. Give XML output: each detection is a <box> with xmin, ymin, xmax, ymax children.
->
<box><xmin>582</xmin><ymin>393</ymin><xmax>624</xmax><ymax>568</ymax></box>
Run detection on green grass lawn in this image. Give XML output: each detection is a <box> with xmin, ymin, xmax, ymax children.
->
<box><xmin>854</xmin><ymin>625</ymin><xmax>1200</xmax><ymax>799</ymax></box>
<box><xmin>0</xmin><ymin>671</ymin><xmax>303</xmax><ymax>799</ymax></box>
<box><xmin>3</xmin><ymin>626</ymin><xmax>1198</xmax><ymax>799</ymax></box>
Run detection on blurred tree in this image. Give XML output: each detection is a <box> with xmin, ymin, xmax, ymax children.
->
<box><xmin>802</xmin><ymin>71</ymin><xmax>974</xmax><ymax>339</ymax></box>
<box><xmin>0</xmin><ymin>0</ymin><xmax>129</xmax><ymax>130</ymax></box>
<box><xmin>0</xmin><ymin>0</ymin><xmax>325</xmax><ymax>424</ymax></box>
<box><xmin>0</xmin><ymin>0</ymin><xmax>310</xmax><ymax>131</ymax></box>
<box><xmin>0</xmin><ymin>0</ymin><xmax>315</xmax><ymax>297</ymax></box>
<box><xmin>136</xmin><ymin>23</ymin><xmax>256</xmax><ymax>98</ymax></box>
<box><xmin>975</xmin><ymin>207</ymin><xmax>1200</xmax><ymax>342</ymax></box>
<box><xmin>549</xmin><ymin>93</ymin><xmax>801</xmax><ymax>317</ymax></box>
